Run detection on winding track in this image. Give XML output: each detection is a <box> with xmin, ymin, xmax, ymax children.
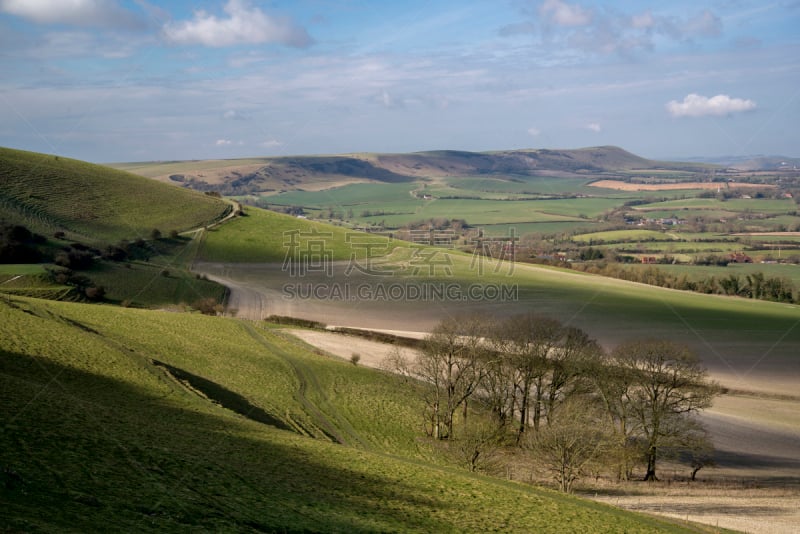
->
<box><xmin>240</xmin><ymin>322</ymin><xmax>367</xmax><ymax>449</ymax></box>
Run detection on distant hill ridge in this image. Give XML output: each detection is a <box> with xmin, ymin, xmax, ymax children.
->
<box><xmin>0</xmin><ymin>146</ymin><xmax>230</xmax><ymax>243</ymax></box>
<box><xmin>112</xmin><ymin>145</ymin><xmax>717</xmax><ymax>195</ymax></box>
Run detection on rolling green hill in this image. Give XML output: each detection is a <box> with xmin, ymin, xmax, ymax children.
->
<box><xmin>0</xmin><ymin>147</ymin><xmax>230</xmax><ymax>244</ymax></box>
<box><xmin>197</xmin><ymin>206</ymin><xmax>398</xmax><ymax>263</ymax></box>
<box><xmin>0</xmin><ymin>295</ymin><xmax>711</xmax><ymax>532</ymax></box>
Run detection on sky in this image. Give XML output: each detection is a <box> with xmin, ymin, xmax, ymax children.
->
<box><xmin>0</xmin><ymin>0</ymin><xmax>798</xmax><ymax>163</ymax></box>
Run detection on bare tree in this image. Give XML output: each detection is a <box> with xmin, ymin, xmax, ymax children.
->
<box><xmin>447</xmin><ymin>419</ymin><xmax>506</xmax><ymax>473</ymax></box>
<box><xmin>529</xmin><ymin>396</ymin><xmax>612</xmax><ymax>493</ymax></box>
<box><xmin>543</xmin><ymin>326</ymin><xmax>599</xmax><ymax>427</ymax></box>
<box><xmin>501</xmin><ymin>314</ymin><xmax>563</xmax><ymax>442</ymax></box>
<box><xmin>416</xmin><ymin>315</ymin><xmax>488</xmax><ymax>439</ymax></box>
<box><xmin>589</xmin><ymin>351</ymin><xmax>640</xmax><ymax>481</ymax></box>
<box><xmin>612</xmin><ymin>339</ymin><xmax>719</xmax><ymax>481</ymax></box>
<box><xmin>477</xmin><ymin>339</ymin><xmax>516</xmax><ymax>429</ymax></box>
<box><xmin>495</xmin><ymin>315</ymin><xmax>596</xmax><ymax>443</ymax></box>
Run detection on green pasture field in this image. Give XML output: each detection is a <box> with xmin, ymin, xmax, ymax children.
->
<box><xmin>0</xmin><ymin>147</ymin><xmax>229</xmax><ymax>244</ymax></box>
<box><xmin>572</xmin><ymin>229</ymin><xmax>677</xmax><ymax>243</ymax></box>
<box><xmin>364</xmin><ymin>200</ymin><xmax>590</xmax><ymax>227</ymax></box>
<box><xmin>0</xmin><ymin>264</ymin><xmax>46</xmax><ymax>276</ymax></box>
<box><xmin>624</xmin><ymin>262</ymin><xmax>800</xmax><ymax>287</ymax></box>
<box><xmin>422</xmin><ymin>184</ymin><xmax>540</xmax><ymax>201</ymax></box>
<box><xmin>735</xmin><ymin>234</ymin><xmax>800</xmax><ymax>242</ymax></box>
<box><xmin>742</xmin><ymin>215</ymin><xmax>800</xmax><ymax>230</ymax></box>
<box><xmin>447</xmin><ymin>175</ymin><xmax>727</xmax><ymax>199</ymax></box>
<box><xmin>268</xmin><ymin>182</ymin><xmax>418</xmax><ymax>207</ymax></box>
<box><xmin>375</xmin><ymin>197</ymin><xmax>616</xmax><ymax>227</ymax></box>
<box><xmin>626</xmin><ymin>209</ymin><xmax>741</xmax><ymax>220</ymax></box>
<box><xmin>443</xmin><ymin>175</ymin><xmax>607</xmax><ymax>195</ymax></box>
<box><xmin>1</xmin><ymin>295</ymin><xmax>711</xmax><ymax>532</ymax></box>
<box><xmin>617</xmin><ymin>169</ymin><xmax>706</xmax><ymax>178</ymax></box>
<box><xmin>632</xmin><ymin>197</ymin><xmax>796</xmax><ymax>214</ymax></box>
<box><xmin>265</xmin><ymin>181</ymin><xmax>625</xmax><ymax>229</ymax></box>
<box><xmin>479</xmin><ymin>221</ymin><xmax>596</xmax><ymax>237</ymax></box>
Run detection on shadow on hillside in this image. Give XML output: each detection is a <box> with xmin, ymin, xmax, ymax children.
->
<box><xmin>150</xmin><ymin>358</ymin><xmax>296</xmax><ymax>433</ymax></box>
<box><xmin>0</xmin><ymin>350</ymin><xmax>454</xmax><ymax>532</ymax></box>
<box><xmin>714</xmin><ymin>448</ymin><xmax>800</xmax><ymax>470</ymax></box>
<box><xmin>286</xmin><ymin>157</ymin><xmax>416</xmax><ymax>183</ymax></box>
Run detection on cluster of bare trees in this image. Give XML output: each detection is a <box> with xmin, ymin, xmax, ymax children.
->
<box><xmin>388</xmin><ymin>314</ymin><xmax>720</xmax><ymax>492</ymax></box>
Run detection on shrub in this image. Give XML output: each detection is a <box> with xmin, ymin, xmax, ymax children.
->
<box><xmin>193</xmin><ymin>297</ymin><xmax>224</xmax><ymax>316</ymax></box>
<box><xmin>84</xmin><ymin>286</ymin><xmax>105</xmax><ymax>301</ymax></box>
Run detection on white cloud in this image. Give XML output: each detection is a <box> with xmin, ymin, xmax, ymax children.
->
<box><xmin>261</xmin><ymin>139</ymin><xmax>283</xmax><ymax>148</ymax></box>
<box><xmin>163</xmin><ymin>0</ymin><xmax>311</xmax><ymax>48</ymax></box>
<box><xmin>0</xmin><ymin>0</ymin><xmax>142</xmax><ymax>29</ymax></box>
<box><xmin>215</xmin><ymin>139</ymin><xmax>233</xmax><ymax>146</ymax></box>
<box><xmin>666</xmin><ymin>94</ymin><xmax>757</xmax><ymax>118</ymax></box>
<box><xmin>527</xmin><ymin>127</ymin><xmax>541</xmax><ymax>136</ymax></box>
<box><xmin>586</xmin><ymin>122</ymin><xmax>601</xmax><ymax>132</ymax></box>
<box><xmin>540</xmin><ymin>0</ymin><xmax>591</xmax><ymax>27</ymax></box>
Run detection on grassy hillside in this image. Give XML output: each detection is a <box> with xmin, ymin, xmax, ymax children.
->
<box><xmin>197</xmin><ymin>206</ymin><xmax>397</xmax><ymax>263</ymax></box>
<box><xmin>0</xmin><ymin>147</ymin><xmax>230</xmax><ymax>244</ymax></box>
<box><xmin>0</xmin><ymin>295</ymin><xmax>711</xmax><ymax>532</ymax></box>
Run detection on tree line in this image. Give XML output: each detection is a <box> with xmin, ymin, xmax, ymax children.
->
<box><xmin>387</xmin><ymin>314</ymin><xmax>720</xmax><ymax>492</ymax></box>
<box><xmin>572</xmin><ymin>263</ymin><xmax>797</xmax><ymax>303</ymax></box>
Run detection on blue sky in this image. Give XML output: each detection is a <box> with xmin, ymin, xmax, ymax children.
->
<box><xmin>0</xmin><ymin>0</ymin><xmax>798</xmax><ymax>162</ymax></box>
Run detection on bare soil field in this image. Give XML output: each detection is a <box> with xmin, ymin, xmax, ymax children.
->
<box><xmin>589</xmin><ymin>485</ymin><xmax>800</xmax><ymax>534</ymax></box>
<box><xmin>284</xmin><ymin>327</ymin><xmax>800</xmax><ymax>534</ymax></box>
<box><xmin>287</xmin><ymin>328</ymin><xmax>419</xmax><ymax>369</ymax></box>
<box><xmin>590</xmin><ymin>179</ymin><xmax>774</xmax><ymax>191</ymax></box>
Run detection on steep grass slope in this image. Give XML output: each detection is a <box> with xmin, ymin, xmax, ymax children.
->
<box><xmin>0</xmin><ymin>296</ymin><xmax>712</xmax><ymax>532</ymax></box>
<box><xmin>0</xmin><ymin>147</ymin><xmax>229</xmax><ymax>243</ymax></box>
